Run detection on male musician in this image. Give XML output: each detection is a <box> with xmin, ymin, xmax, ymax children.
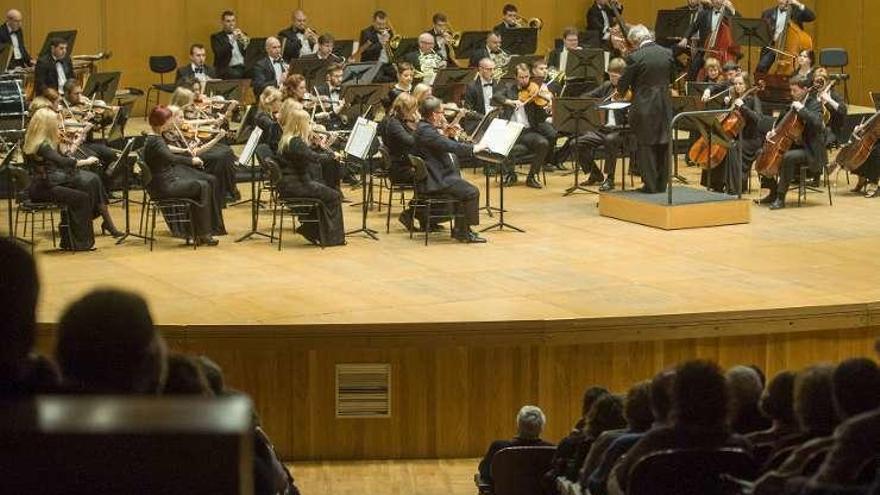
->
<box><xmin>60</xmin><ymin>80</ymin><xmax>119</xmax><ymax>165</ymax></box>
<box><xmin>576</xmin><ymin>58</ymin><xmax>629</xmax><ymax>191</ymax></box>
<box><xmin>755</xmin><ymin>0</ymin><xmax>816</xmax><ymax>74</ymax></box>
<box><xmin>210</xmin><ymin>10</ymin><xmax>248</xmax><ymax>80</ymax></box>
<box><xmin>497</xmin><ymin>63</ymin><xmax>556</xmax><ymax>189</ymax></box>
<box><xmin>468</xmin><ymin>32</ymin><xmax>503</xmax><ymax>68</ymax></box>
<box><xmin>463</xmin><ymin>58</ymin><xmax>505</xmax><ymax>130</ymax></box>
<box><xmin>175</xmin><ymin>44</ymin><xmax>216</xmax><ymax>86</ymax></box>
<box><xmin>278</xmin><ymin>9</ymin><xmax>317</xmax><ymax>62</ymax></box>
<box><xmin>586</xmin><ymin>0</ymin><xmax>623</xmax><ymax>44</ymax></box>
<box><xmin>402</xmin><ymin>34</ymin><xmax>446</xmax><ymax>86</ymax></box>
<box><xmin>34</xmin><ymin>38</ymin><xmax>74</xmax><ymax>97</ymax></box>
<box><xmin>414</xmin><ymin>96</ymin><xmax>489</xmax><ymax>243</ymax></box>
<box><xmin>547</xmin><ymin>28</ymin><xmax>581</xmax><ymax>77</ymax></box>
<box><xmin>358</xmin><ymin>10</ymin><xmax>396</xmax><ymax>82</ymax></box>
<box><xmin>301</xmin><ymin>33</ymin><xmax>343</xmax><ymax>63</ymax></box>
<box><xmin>494</xmin><ymin>4</ymin><xmax>520</xmax><ymax>33</ymax></box>
<box><xmin>760</xmin><ymin>75</ymin><xmax>826</xmax><ymax>209</ymax></box>
<box><xmin>531</xmin><ymin>61</ymin><xmax>562</xmax><ymax>97</ymax></box>
<box><xmin>424</xmin><ymin>13</ymin><xmax>458</xmax><ymax>68</ymax></box>
<box><xmin>251</xmin><ymin>37</ymin><xmax>287</xmax><ymax>99</ymax></box>
<box><xmin>618</xmin><ymin>25</ymin><xmax>675</xmax><ymax>193</ymax></box>
<box><xmin>677</xmin><ymin>0</ymin><xmax>738</xmax><ymax>80</ymax></box>
<box><xmin>313</xmin><ymin>63</ymin><xmax>348</xmax><ymax>131</ymax></box>
<box><xmin>0</xmin><ymin>9</ymin><xmax>33</xmax><ymax>69</ymax></box>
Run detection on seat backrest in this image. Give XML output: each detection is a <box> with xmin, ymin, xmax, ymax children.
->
<box><xmin>376</xmin><ymin>144</ymin><xmax>392</xmax><ymax>172</ymax></box>
<box><xmin>490</xmin><ymin>445</ymin><xmax>556</xmax><ymax>495</ymax></box>
<box><xmin>138</xmin><ymin>152</ymin><xmax>153</xmax><ymax>188</ymax></box>
<box><xmin>408</xmin><ymin>154</ymin><xmax>428</xmax><ymax>182</ymax></box>
<box><xmin>819</xmin><ymin>48</ymin><xmax>848</xmax><ymax>69</ymax></box>
<box><xmin>629</xmin><ymin>448</ymin><xmax>757</xmax><ymax>495</ymax></box>
<box><xmin>260</xmin><ymin>155</ymin><xmax>283</xmax><ymax>186</ymax></box>
<box><xmin>149</xmin><ymin>55</ymin><xmax>177</xmax><ymax>74</ymax></box>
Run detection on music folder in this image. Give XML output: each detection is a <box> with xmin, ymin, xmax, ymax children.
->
<box><xmin>477</xmin><ymin>118</ymin><xmax>524</xmax><ymax>157</ymax></box>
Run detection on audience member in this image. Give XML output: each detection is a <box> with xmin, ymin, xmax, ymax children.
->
<box><xmin>728</xmin><ymin>365</ymin><xmax>772</xmax><ymax>435</ymax></box>
<box><xmin>556</xmin><ymin>393</ymin><xmax>626</xmax><ymax>483</ymax></box>
<box><xmin>163</xmin><ymin>353</ymin><xmax>213</xmax><ymax>395</ymax></box>
<box><xmin>55</xmin><ymin>289</ymin><xmax>167</xmax><ymax>394</ymax></box>
<box><xmin>478</xmin><ymin>405</ymin><xmax>554</xmax><ymax>485</ymax></box>
<box><xmin>574</xmin><ymin>386</ymin><xmax>611</xmax><ymax>430</ymax></box>
<box><xmin>747</xmin><ymin>371</ymin><xmax>799</xmax><ymax>447</ymax></box>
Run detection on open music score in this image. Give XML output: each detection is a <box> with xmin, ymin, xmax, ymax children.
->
<box><xmin>476</xmin><ymin>118</ymin><xmax>523</xmax><ymax>156</ymax></box>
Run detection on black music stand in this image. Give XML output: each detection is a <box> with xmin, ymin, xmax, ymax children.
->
<box><xmin>433</xmin><ymin>67</ymin><xmax>477</xmax><ymax>86</ymax></box>
<box><xmin>670</xmin><ymin>95</ymin><xmax>702</xmax><ymax>184</ymax></box>
<box><xmin>105</xmin><ymin>103</ymin><xmax>130</xmax><ymax>145</ymax></box>
<box><xmin>235</xmin><ymin>128</ymin><xmax>276</xmax><ymax>243</ymax></box>
<box><xmin>340</xmin><ymin>83</ymin><xmax>386</xmax><ymax>122</ymax></box>
<box><xmin>341</xmin><ymin>62</ymin><xmax>380</xmax><ymax>85</ymax></box>
<box><xmin>112</xmin><ymin>137</ymin><xmax>148</xmax><ymax>246</ymax></box>
<box><xmin>457</xmin><ymin>31</ymin><xmax>490</xmax><ymax>62</ymax></box>
<box><xmin>393</xmin><ymin>38</ymin><xmax>419</xmax><ymax>61</ymax></box>
<box><xmin>654</xmin><ymin>10</ymin><xmax>693</xmax><ymax>45</ymax></box>
<box><xmin>501</xmin><ymin>28</ymin><xmax>538</xmax><ymax>56</ymax></box>
<box><xmin>290</xmin><ymin>58</ymin><xmax>329</xmax><ymax>90</ymax></box>
<box><xmin>38</xmin><ymin>30</ymin><xmax>77</xmax><ymax>58</ymax></box>
<box><xmin>204</xmin><ymin>80</ymin><xmax>244</xmax><ymax>101</ymax></box>
<box><xmin>731</xmin><ymin>18</ymin><xmax>771</xmax><ymax>75</ymax></box>
<box><xmin>243</xmin><ymin>38</ymin><xmax>267</xmax><ymax>74</ymax></box>
<box><xmin>83</xmin><ymin>71</ymin><xmax>120</xmax><ymax>103</ymax></box>
<box><xmin>553</xmin><ymin>97</ymin><xmax>603</xmax><ymax>196</ymax></box>
<box><xmin>233</xmin><ymin>104</ymin><xmax>259</xmax><ymax>145</ymax></box>
<box><xmin>332</xmin><ymin>40</ymin><xmax>355</xmax><ymax>60</ymax></box>
<box><xmin>344</xmin><ymin>117</ymin><xmax>379</xmax><ymax>240</ymax></box>
<box><xmin>567</xmin><ymin>48</ymin><xmax>605</xmax><ymax>84</ymax></box>
<box><xmin>475</xmin><ymin>118</ymin><xmax>525</xmax><ymax>233</ymax></box>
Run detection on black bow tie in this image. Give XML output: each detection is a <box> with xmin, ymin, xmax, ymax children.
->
<box><xmin>483</xmin><ymin>83</ymin><xmax>493</xmax><ymax>88</ymax></box>
<box><xmin>195</xmin><ymin>66</ymin><xmax>204</xmax><ymax>73</ymax></box>
<box><xmin>273</xmin><ymin>59</ymin><xmax>283</xmax><ymax>65</ymax></box>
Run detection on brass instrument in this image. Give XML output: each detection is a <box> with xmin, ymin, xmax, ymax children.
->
<box><xmin>444</xmin><ymin>24</ymin><xmax>462</xmax><ymax>48</ymax></box>
<box><xmin>490</xmin><ymin>48</ymin><xmax>512</xmax><ymax>81</ymax></box>
<box><xmin>417</xmin><ymin>52</ymin><xmax>447</xmax><ymax>84</ymax></box>
<box><xmin>233</xmin><ymin>28</ymin><xmax>250</xmax><ymax>48</ymax></box>
<box><xmin>304</xmin><ymin>26</ymin><xmax>320</xmax><ymax>42</ymax></box>
<box><xmin>512</xmin><ymin>13</ymin><xmax>543</xmax><ymax>30</ymax></box>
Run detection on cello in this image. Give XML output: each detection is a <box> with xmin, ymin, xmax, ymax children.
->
<box><xmin>834</xmin><ymin>110</ymin><xmax>880</xmax><ymax>172</ymax></box>
<box><xmin>688</xmin><ymin>81</ymin><xmax>764</xmax><ymax>169</ymax></box>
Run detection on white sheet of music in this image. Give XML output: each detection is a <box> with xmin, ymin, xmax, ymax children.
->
<box><xmin>478</xmin><ymin>118</ymin><xmax>524</xmax><ymax>156</ymax></box>
<box><xmin>345</xmin><ymin>117</ymin><xmax>378</xmax><ymax>160</ymax></box>
<box><xmin>238</xmin><ymin>127</ymin><xmax>263</xmax><ymax>166</ymax></box>
<box><xmin>599</xmin><ymin>102</ymin><xmax>630</xmax><ymax>110</ymax></box>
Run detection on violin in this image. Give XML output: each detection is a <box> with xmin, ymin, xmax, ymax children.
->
<box><xmin>518</xmin><ymin>82</ymin><xmax>553</xmax><ymax>108</ymax></box>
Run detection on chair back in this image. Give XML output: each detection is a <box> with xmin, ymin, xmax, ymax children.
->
<box><xmin>376</xmin><ymin>144</ymin><xmax>392</xmax><ymax>172</ymax></box>
<box><xmin>408</xmin><ymin>154</ymin><xmax>428</xmax><ymax>182</ymax></box>
<box><xmin>870</xmin><ymin>92</ymin><xmax>880</xmax><ymax>111</ymax></box>
<box><xmin>260</xmin><ymin>155</ymin><xmax>283</xmax><ymax>187</ymax></box>
<box><xmin>819</xmin><ymin>48</ymin><xmax>848</xmax><ymax>69</ymax></box>
<box><xmin>149</xmin><ymin>55</ymin><xmax>177</xmax><ymax>75</ymax></box>
<box><xmin>138</xmin><ymin>152</ymin><xmax>153</xmax><ymax>188</ymax></box>
<box><xmin>628</xmin><ymin>448</ymin><xmax>757</xmax><ymax>495</ymax></box>
<box><xmin>490</xmin><ymin>445</ymin><xmax>556</xmax><ymax>495</ymax></box>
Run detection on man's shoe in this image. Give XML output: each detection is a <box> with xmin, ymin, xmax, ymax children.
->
<box><xmin>455</xmin><ymin>230</ymin><xmax>487</xmax><ymax>243</ymax></box>
<box><xmin>598</xmin><ymin>178</ymin><xmax>615</xmax><ymax>192</ymax></box>
<box><xmin>585</xmin><ymin>174</ymin><xmax>604</xmax><ymax>186</ymax></box>
<box><xmin>398</xmin><ymin>212</ymin><xmax>415</xmax><ymax>231</ymax></box>
<box><xmin>757</xmin><ymin>193</ymin><xmax>777</xmax><ymax>205</ymax></box>
<box><xmin>769</xmin><ymin>198</ymin><xmax>786</xmax><ymax>210</ymax></box>
<box><xmin>526</xmin><ymin>175</ymin><xmax>543</xmax><ymax>189</ymax></box>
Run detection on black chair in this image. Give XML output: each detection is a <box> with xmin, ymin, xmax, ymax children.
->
<box><xmin>488</xmin><ymin>445</ymin><xmax>556</xmax><ymax>495</ymax></box>
<box><xmin>379</xmin><ymin>146</ymin><xmax>415</xmax><ymax>233</ymax></box>
<box><xmin>138</xmin><ymin>162</ymin><xmax>199</xmax><ymax>251</ymax></box>
<box><xmin>628</xmin><ymin>448</ymin><xmax>757</xmax><ymax>495</ymax></box>
<box><xmin>144</xmin><ymin>55</ymin><xmax>178</xmax><ymax>119</ymax></box>
<box><xmin>795</xmin><ymin>163</ymin><xmax>833</xmax><ymax>207</ymax></box>
<box><xmin>819</xmin><ymin>48</ymin><xmax>849</xmax><ymax>102</ymax></box>
<box><xmin>11</xmin><ymin>167</ymin><xmax>75</xmax><ymax>254</ymax></box>
<box><xmin>263</xmin><ymin>157</ymin><xmax>326</xmax><ymax>250</ymax></box>
<box><xmin>407</xmin><ymin>154</ymin><xmax>463</xmax><ymax>245</ymax></box>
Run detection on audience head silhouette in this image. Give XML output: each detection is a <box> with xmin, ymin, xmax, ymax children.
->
<box><xmin>831</xmin><ymin>357</ymin><xmax>880</xmax><ymax>419</ymax></box>
<box><xmin>793</xmin><ymin>364</ymin><xmax>838</xmax><ymax>436</ymax></box>
<box><xmin>163</xmin><ymin>353</ymin><xmax>212</xmax><ymax>396</ymax></box>
<box><xmin>760</xmin><ymin>370</ymin><xmax>797</xmax><ymax>426</ymax></box>
<box><xmin>624</xmin><ymin>380</ymin><xmax>655</xmax><ymax>432</ymax></box>
<box><xmin>650</xmin><ymin>369</ymin><xmax>676</xmax><ymax>424</ymax></box>
<box><xmin>516</xmin><ymin>405</ymin><xmax>546</xmax><ymax>440</ymax></box>
<box><xmin>0</xmin><ymin>238</ymin><xmax>39</xmax><ymax>369</ymax></box>
<box><xmin>671</xmin><ymin>360</ymin><xmax>729</xmax><ymax>428</ymax></box>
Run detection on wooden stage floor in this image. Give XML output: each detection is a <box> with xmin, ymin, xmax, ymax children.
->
<box><xmin>11</xmin><ymin>161</ymin><xmax>880</xmax><ymax>327</ymax></box>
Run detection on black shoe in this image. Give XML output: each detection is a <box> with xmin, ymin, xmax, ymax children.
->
<box><xmin>429</xmin><ymin>223</ymin><xmax>446</xmax><ymax>232</ymax></box>
<box><xmin>554</xmin><ymin>162</ymin><xmax>567</xmax><ymax>171</ymax></box>
<box><xmin>585</xmin><ymin>174</ymin><xmax>604</xmax><ymax>186</ymax></box>
<box><xmin>769</xmin><ymin>198</ymin><xmax>786</xmax><ymax>210</ymax></box>
<box><xmin>503</xmin><ymin>172</ymin><xmax>518</xmax><ymax>186</ymax></box>
<box><xmin>197</xmin><ymin>236</ymin><xmax>220</xmax><ymax>246</ymax></box>
<box><xmin>101</xmin><ymin>221</ymin><xmax>123</xmax><ymax>238</ymax></box>
<box><xmin>526</xmin><ymin>175</ymin><xmax>543</xmax><ymax>189</ymax></box>
<box><xmin>398</xmin><ymin>212</ymin><xmax>415</xmax><ymax>231</ymax></box>
<box><xmin>757</xmin><ymin>193</ymin><xmax>777</xmax><ymax>205</ymax></box>
<box><xmin>543</xmin><ymin>164</ymin><xmax>557</xmax><ymax>172</ymax></box>
<box><xmin>455</xmin><ymin>230</ymin><xmax>487</xmax><ymax>243</ymax></box>
<box><xmin>598</xmin><ymin>178</ymin><xmax>615</xmax><ymax>192</ymax></box>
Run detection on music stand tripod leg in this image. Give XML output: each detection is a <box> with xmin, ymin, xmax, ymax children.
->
<box><xmin>115</xmin><ymin>147</ymin><xmax>150</xmax><ymax>245</ymax></box>
<box><xmin>236</xmin><ymin>154</ymin><xmax>276</xmax><ymax>242</ymax></box>
<box><xmin>480</xmin><ymin>157</ymin><xmax>524</xmax><ymax>233</ymax></box>
<box><xmin>345</xmin><ymin>157</ymin><xmax>379</xmax><ymax>240</ymax></box>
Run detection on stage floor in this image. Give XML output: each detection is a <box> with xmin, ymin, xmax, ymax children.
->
<box><xmin>11</xmin><ymin>159</ymin><xmax>880</xmax><ymax>327</ymax></box>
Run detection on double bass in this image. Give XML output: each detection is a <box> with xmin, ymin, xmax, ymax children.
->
<box><xmin>767</xmin><ymin>19</ymin><xmax>813</xmax><ymax>76</ymax></box>
<box><xmin>834</xmin><ymin>111</ymin><xmax>880</xmax><ymax>172</ymax></box>
<box><xmin>687</xmin><ymin>81</ymin><xmax>764</xmax><ymax>169</ymax></box>
<box><xmin>607</xmin><ymin>2</ymin><xmax>634</xmax><ymax>57</ymax></box>
<box><xmin>703</xmin><ymin>9</ymin><xmax>740</xmax><ymax>67</ymax></box>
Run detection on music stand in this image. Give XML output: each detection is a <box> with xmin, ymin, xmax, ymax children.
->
<box><xmin>393</xmin><ymin>38</ymin><xmax>419</xmax><ymax>61</ymax></box>
<box><xmin>233</xmin><ymin>104</ymin><xmax>259</xmax><ymax>145</ymax></box>
<box><xmin>344</xmin><ymin>117</ymin><xmax>379</xmax><ymax>240</ymax></box>
<box><xmin>204</xmin><ymin>80</ymin><xmax>244</xmax><ymax>101</ymax></box>
<box><xmin>112</xmin><ymin>137</ymin><xmax>149</xmax><ymax>245</ymax></box>
<box><xmin>105</xmin><ymin>103</ymin><xmax>131</xmax><ymax>145</ymax></box>
<box><xmin>341</xmin><ymin>62</ymin><xmax>380</xmax><ymax>85</ymax></box>
<box><xmin>340</xmin><ymin>83</ymin><xmax>386</xmax><ymax>122</ymax></box>
<box><xmin>332</xmin><ymin>40</ymin><xmax>356</xmax><ymax>60</ymax></box>
<box><xmin>553</xmin><ymin>97</ymin><xmax>604</xmax><ymax>196</ymax></box>
<box><xmin>567</xmin><ymin>48</ymin><xmax>605</xmax><ymax>85</ymax></box>
<box><xmin>502</xmin><ymin>54</ymin><xmax>544</xmax><ymax>79</ymax></box>
<box><xmin>38</xmin><ymin>30</ymin><xmax>77</xmax><ymax>58</ymax></box>
<box><xmin>83</xmin><ymin>71</ymin><xmax>120</xmax><ymax>103</ymax></box>
<box><xmin>500</xmin><ymin>28</ymin><xmax>538</xmax><ymax>56</ymax></box>
<box><xmin>457</xmin><ymin>31</ymin><xmax>490</xmax><ymax>62</ymax></box>
<box><xmin>243</xmin><ymin>37</ymin><xmax>267</xmax><ymax>74</ymax></box>
<box><xmin>433</xmin><ymin>67</ymin><xmax>477</xmax><ymax>86</ymax></box>
<box><xmin>476</xmin><ymin>118</ymin><xmax>525</xmax><ymax>233</ymax></box>
<box><xmin>673</xmin><ymin>111</ymin><xmax>732</xmax><ymax>192</ymax></box>
<box><xmin>0</xmin><ymin>143</ymin><xmax>29</xmax><ymax>245</ymax></box>
<box><xmin>290</xmin><ymin>57</ymin><xmax>329</xmax><ymax>90</ymax></box>
<box><xmin>235</xmin><ymin>128</ymin><xmax>276</xmax><ymax>243</ymax></box>
<box><xmin>731</xmin><ymin>18</ymin><xmax>771</xmax><ymax>76</ymax></box>
<box><xmin>654</xmin><ymin>10</ymin><xmax>693</xmax><ymax>45</ymax></box>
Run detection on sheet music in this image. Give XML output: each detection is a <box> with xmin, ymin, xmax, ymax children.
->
<box><xmin>599</xmin><ymin>102</ymin><xmax>631</xmax><ymax>110</ymax></box>
<box><xmin>237</xmin><ymin>127</ymin><xmax>263</xmax><ymax>166</ymax></box>
<box><xmin>345</xmin><ymin>117</ymin><xmax>378</xmax><ymax>160</ymax></box>
<box><xmin>477</xmin><ymin>118</ymin><xmax>524</xmax><ymax>156</ymax></box>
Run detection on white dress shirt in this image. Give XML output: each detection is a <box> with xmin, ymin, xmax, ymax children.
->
<box><xmin>9</xmin><ymin>30</ymin><xmax>22</xmax><ymax>60</ymax></box>
<box><xmin>774</xmin><ymin>9</ymin><xmax>789</xmax><ymax>41</ymax></box>
<box><xmin>228</xmin><ymin>33</ymin><xmax>245</xmax><ymax>66</ymax></box>
<box><xmin>297</xmin><ymin>32</ymin><xmax>315</xmax><ymax>56</ymax></box>
<box><xmin>54</xmin><ymin>58</ymin><xmax>67</xmax><ymax>89</ymax></box>
<box><xmin>271</xmin><ymin>58</ymin><xmax>285</xmax><ymax>85</ymax></box>
<box><xmin>479</xmin><ymin>78</ymin><xmax>494</xmax><ymax>115</ymax></box>
<box><xmin>191</xmin><ymin>63</ymin><xmax>208</xmax><ymax>82</ymax></box>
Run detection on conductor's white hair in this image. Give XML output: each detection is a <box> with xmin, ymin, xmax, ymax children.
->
<box><xmin>627</xmin><ymin>24</ymin><xmax>653</xmax><ymax>46</ymax></box>
<box><xmin>516</xmin><ymin>405</ymin><xmax>546</xmax><ymax>440</ymax></box>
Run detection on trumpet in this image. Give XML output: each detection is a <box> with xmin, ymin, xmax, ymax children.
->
<box><xmin>233</xmin><ymin>28</ymin><xmax>250</xmax><ymax>48</ymax></box>
<box><xmin>304</xmin><ymin>26</ymin><xmax>320</xmax><ymax>42</ymax></box>
<box><xmin>512</xmin><ymin>13</ymin><xmax>543</xmax><ymax>30</ymax></box>
<box><xmin>443</xmin><ymin>24</ymin><xmax>462</xmax><ymax>48</ymax></box>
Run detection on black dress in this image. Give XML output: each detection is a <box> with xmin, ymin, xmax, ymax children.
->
<box><xmin>701</xmin><ymin>94</ymin><xmax>764</xmax><ymax>193</ymax></box>
<box><xmin>277</xmin><ymin>136</ymin><xmax>345</xmax><ymax>246</ymax></box>
<box><xmin>162</xmin><ymin>130</ymin><xmax>239</xmax><ymax>205</ymax></box>
<box><xmin>142</xmin><ymin>135</ymin><xmax>225</xmax><ymax>238</ymax></box>
<box><xmin>25</xmin><ymin>142</ymin><xmax>106</xmax><ymax>250</ymax></box>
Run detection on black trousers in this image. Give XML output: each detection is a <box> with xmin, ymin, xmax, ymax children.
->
<box><xmin>199</xmin><ymin>144</ymin><xmax>238</xmax><ymax>204</ymax></box>
<box><xmin>576</xmin><ymin>130</ymin><xmax>623</xmax><ymax>180</ymax></box>
<box><xmin>756</xmin><ymin>49</ymin><xmax>776</xmax><ymax>74</ymax></box>
<box><xmin>433</xmin><ymin>178</ymin><xmax>479</xmax><ymax>231</ymax></box>
<box><xmin>166</xmin><ymin>165</ymin><xmax>226</xmax><ymax>235</ymax></box>
<box><xmin>762</xmin><ymin>149</ymin><xmax>818</xmax><ymax>197</ymax></box>
<box><xmin>637</xmin><ymin>143</ymin><xmax>670</xmax><ymax>193</ymax></box>
<box><xmin>513</xmin><ymin>123</ymin><xmax>556</xmax><ymax>176</ymax></box>
<box><xmin>29</xmin><ymin>182</ymin><xmax>94</xmax><ymax>250</ymax></box>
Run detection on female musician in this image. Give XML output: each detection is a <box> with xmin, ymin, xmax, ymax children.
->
<box><xmin>848</xmin><ymin>127</ymin><xmax>880</xmax><ymax>197</ymax></box>
<box><xmin>23</xmin><ymin>108</ymin><xmax>121</xmax><ymax>250</ymax></box>
<box><xmin>813</xmin><ymin>67</ymin><xmax>847</xmax><ymax>145</ymax></box>
<box><xmin>380</xmin><ymin>93</ymin><xmax>420</xmax><ymax>229</ymax></box>
<box><xmin>385</xmin><ymin>62</ymin><xmax>414</xmax><ymax>110</ymax></box>
<box><xmin>167</xmin><ymin>87</ymin><xmax>240</xmax><ymax>204</ymax></box>
<box><xmin>411</xmin><ymin>83</ymin><xmax>433</xmax><ymax>104</ymax></box>
<box><xmin>282</xmin><ymin>74</ymin><xmax>308</xmax><ymax>104</ymax></box>
<box><xmin>276</xmin><ymin>107</ymin><xmax>346</xmax><ymax>246</ymax></box>
<box><xmin>254</xmin><ymin>86</ymin><xmax>284</xmax><ymax>154</ymax></box>
<box><xmin>700</xmin><ymin>74</ymin><xmax>765</xmax><ymax>193</ymax></box>
<box><xmin>795</xmin><ymin>49</ymin><xmax>815</xmax><ymax>82</ymax></box>
<box><xmin>143</xmin><ymin>106</ymin><xmax>221</xmax><ymax>246</ymax></box>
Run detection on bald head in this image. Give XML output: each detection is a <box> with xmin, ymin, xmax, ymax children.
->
<box><xmin>6</xmin><ymin>9</ymin><xmax>22</xmax><ymax>31</ymax></box>
<box><xmin>418</xmin><ymin>32</ymin><xmax>435</xmax><ymax>54</ymax></box>
<box><xmin>265</xmin><ymin>36</ymin><xmax>281</xmax><ymax>59</ymax></box>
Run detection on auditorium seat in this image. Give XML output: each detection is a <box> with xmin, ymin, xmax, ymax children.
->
<box><xmin>628</xmin><ymin>448</ymin><xmax>757</xmax><ymax>495</ymax></box>
<box><xmin>487</xmin><ymin>445</ymin><xmax>556</xmax><ymax>495</ymax></box>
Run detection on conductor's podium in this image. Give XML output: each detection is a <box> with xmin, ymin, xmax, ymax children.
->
<box><xmin>598</xmin><ymin>186</ymin><xmax>751</xmax><ymax>230</ymax></box>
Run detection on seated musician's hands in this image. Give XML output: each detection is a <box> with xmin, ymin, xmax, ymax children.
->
<box><xmin>473</xmin><ymin>143</ymin><xmax>488</xmax><ymax>154</ymax></box>
<box><xmin>701</xmin><ymin>89</ymin><xmax>711</xmax><ymax>102</ymax></box>
<box><xmin>766</xmin><ymin>129</ymin><xmax>776</xmax><ymax>141</ymax></box>
<box><xmin>191</xmin><ymin>157</ymin><xmax>204</xmax><ymax>168</ymax></box>
<box><xmin>734</xmin><ymin>98</ymin><xmax>744</xmax><ymax>108</ymax></box>
<box><xmin>791</xmin><ymin>101</ymin><xmax>804</xmax><ymax>111</ymax></box>
<box><xmin>677</xmin><ymin>38</ymin><xmax>687</xmax><ymax>48</ymax></box>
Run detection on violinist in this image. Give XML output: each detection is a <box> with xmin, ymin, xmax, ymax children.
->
<box><xmin>166</xmin><ymin>89</ymin><xmax>240</xmax><ymax>205</ymax></box>
<box><xmin>380</xmin><ymin>93</ymin><xmax>421</xmax><ymax>230</ymax></box>
<box><xmin>586</xmin><ymin>0</ymin><xmax>623</xmax><ymax>46</ymax></box>
<box><xmin>313</xmin><ymin>63</ymin><xmax>348</xmax><ymax>131</ymax></box>
<box><xmin>698</xmin><ymin>57</ymin><xmax>728</xmax><ymax>101</ymax></box>
<box><xmin>813</xmin><ymin>68</ymin><xmax>847</xmax><ymax>146</ymax></box>
<box><xmin>425</xmin><ymin>13</ymin><xmax>458</xmax><ymax>68</ymax></box>
<box><xmin>499</xmin><ymin>63</ymin><xmax>556</xmax><ymax>189</ymax></box>
<box><xmin>210</xmin><ymin>10</ymin><xmax>249</xmax><ymax>80</ymax></box>
<box><xmin>386</xmin><ymin>62</ymin><xmax>415</xmax><ymax>111</ymax></box>
<box><xmin>759</xmin><ymin>75</ymin><xmax>827</xmax><ymax>210</ymax></box>
<box><xmin>1</xmin><ymin>9</ymin><xmax>33</xmax><ymax>69</ymax></box>
<box><xmin>252</xmin><ymin>37</ymin><xmax>288</xmax><ymax>100</ymax></box>
<box><xmin>756</xmin><ymin>0</ymin><xmax>816</xmax><ymax>74</ymax></box>
<box><xmin>576</xmin><ymin>58</ymin><xmax>629</xmax><ymax>191</ymax></box>
<box><xmin>547</xmin><ymin>28</ymin><xmax>581</xmax><ymax>79</ymax></box>
<box><xmin>23</xmin><ymin>107</ymin><xmax>120</xmax><ymax>250</ymax></box>
<box><xmin>175</xmin><ymin>44</ymin><xmax>216</xmax><ymax>86</ymax></box>
<box><xmin>282</xmin><ymin>74</ymin><xmax>308</xmax><ymax>105</ymax></box>
<box><xmin>412</xmin><ymin>84</ymin><xmax>433</xmax><ymax>104</ymax></box>
<box><xmin>531</xmin><ymin>61</ymin><xmax>562</xmax><ymax>98</ymax></box>
<box><xmin>277</xmin><ymin>9</ymin><xmax>317</xmax><ymax>61</ymax></box>
<box><xmin>276</xmin><ymin>106</ymin><xmax>346</xmax><ymax>246</ymax></box>
<box><xmin>677</xmin><ymin>0</ymin><xmax>738</xmax><ymax>81</ymax></box>
<box><xmin>144</xmin><ymin>106</ymin><xmax>223</xmax><ymax>246</ymax></box>
<box><xmin>61</xmin><ymin>80</ymin><xmax>117</xmax><ymax>134</ymax></box>
<box><xmin>253</xmin><ymin>87</ymin><xmax>284</xmax><ymax>155</ymax></box>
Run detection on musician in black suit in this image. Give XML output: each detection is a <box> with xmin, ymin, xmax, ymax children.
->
<box><xmin>547</xmin><ymin>28</ymin><xmax>583</xmax><ymax>78</ymax></box>
<box><xmin>34</xmin><ymin>37</ymin><xmax>74</xmax><ymax>97</ymax></box>
<box><xmin>300</xmin><ymin>33</ymin><xmax>345</xmax><ymax>63</ymax></box>
<box><xmin>759</xmin><ymin>75</ymin><xmax>827</xmax><ymax>209</ymax></box>
<box><xmin>468</xmin><ymin>32</ymin><xmax>503</xmax><ymax>68</ymax></box>
<box><xmin>496</xmin><ymin>63</ymin><xmax>557</xmax><ymax>189</ymax></box>
<box><xmin>494</xmin><ymin>4</ymin><xmax>520</xmax><ymax>33</ymax></box>
<box><xmin>463</xmin><ymin>58</ymin><xmax>506</xmax><ymax>131</ymax></box>
<box><xmin>756</xmin><ymin>0</ymin><xmax>816</xmax><ymax>73</ymax></box>
<box><xmin>251</xmin><ymin>37</ymin><xmax>287</xmax><ymax>100</ymax></box>
<box><xmin>210</xmin><ymin>10</ymin><xmax>248</xmax><ymax>80</ymax></box>
<box><xmin>425</xmin><ymin>13</ymin><xmax>458</xmax><ymax>68</ymax></box>
<box><xmin>175</xmin><ymin>44</ymin><xmax>216</xmax><ymax>86</ymax></box>
<box><xmin>0</xmin><ymin>9</ymin><xmax>32</xmax><ymax>69</ymax></box>
<box><xmin>277</xmin><ymin>9</ymin><xmax>317</xmax><ymax>62</ymax></box>
<box><xmin>586</xmin><ymin>0</ymin><xmax>623</xmax><ymax>46</ymax></box>
<box><xmin>414</xmin><ymin>96</ymin><xmax>489</xmax><ymax>243</ymax></box>
<box><xmin>358</xmin><ymin>10</ymin><xmax>397</xmax><ymax>83</ymax></box>
<box><xmin>576</xmin><ymin>58</ymin><xmax>629</xmax><ymax>191</ymax></box>
<box><xmin>617</xmin><ymin>25</ymin><xmax>676</xmax><ymax>193</ymax></box>
<box><xmin>313</xmin><ymin>63</ymin><xmax>347</xmax><ymax>131</ymax></box>
<box><xmin>677</xmin><ymin>0</ymin><xmax>738</xmax><ymax>80</ymax></box>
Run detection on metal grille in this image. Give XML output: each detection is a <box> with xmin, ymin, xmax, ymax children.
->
<box><xmin>335</xmin><ymin>364</ymin><xmax>391</xmax><ymax>418</ymax></box>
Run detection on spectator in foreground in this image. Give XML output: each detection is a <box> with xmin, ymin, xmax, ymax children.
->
<box><xmin>746</xmin><ymin>371</ymin><xmax>799</xmax><ymax>448</ymax></box>
<box><xmin>478</xmin><ymin>405</ymin><xmax>554</xmax><ymax>486</ymax></box>
<box><xmin>727</xmin><ymin>365</ymin><xmax>772</xmax><ymax>435</ymax></box>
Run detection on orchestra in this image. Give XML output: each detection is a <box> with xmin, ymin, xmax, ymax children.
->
<box><xmin>9</xmin><ymin>0</ymin><xmax>879</xmax><ymax>250</ymax></box>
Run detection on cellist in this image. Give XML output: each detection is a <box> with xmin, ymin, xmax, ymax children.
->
<box><xmin>756</xmin><ymin>0</ymin><xmax>816</xmax><ymax>74</ymax></box>
<box><xmin>677</xmin><ymin>0</ymin><xmax>738</xmax><ymax>81</ymax></box>
<box><xmin>758</xmin><ymin>75</ymin><xmax>826</xmax><ymax>210</ymax></box>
